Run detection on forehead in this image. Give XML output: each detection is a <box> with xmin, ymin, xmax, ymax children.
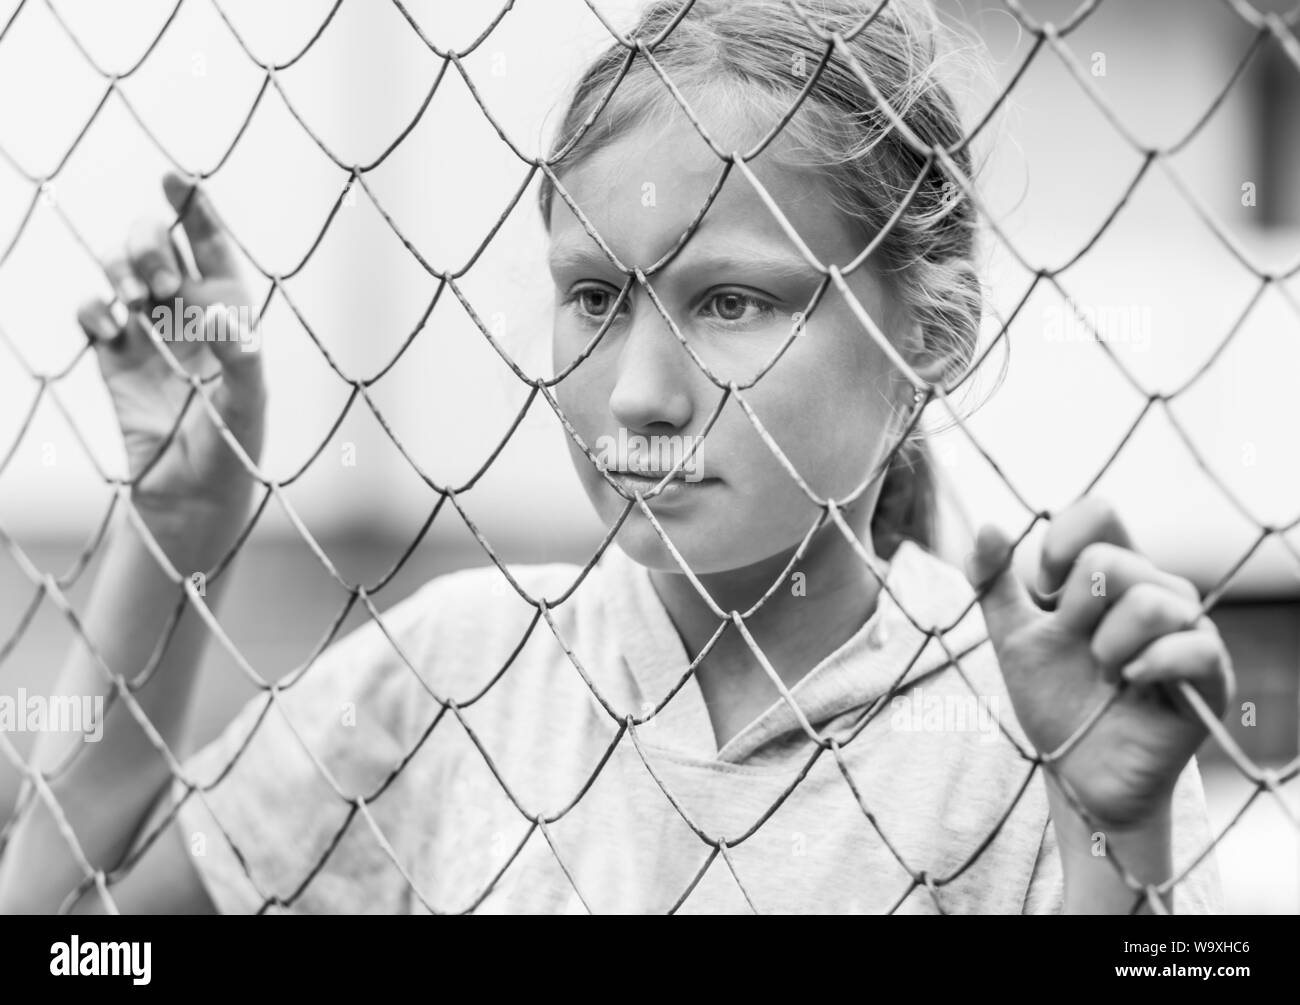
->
<box><xmin>546</xmin><ymin>110</ymin><xmax>864</xmax><ymax>274</ymax></box>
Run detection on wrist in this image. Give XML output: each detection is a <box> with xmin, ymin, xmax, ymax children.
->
<box><xmin>1046</xmin><ymin>774</ymin><xmax>1175</xmax><ymax>913</ymax></box>
<box><xmin>1044</xmin><ymin>771</ymin><xmax>1174</xmax><ymax>847</ymax></box>
<box><xmin>125</xmin><ymin>491</ymin><xmax>253</xmax><ymax>571</ymax></box>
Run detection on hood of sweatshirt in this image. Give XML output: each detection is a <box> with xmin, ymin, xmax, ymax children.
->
<box><xmin>598</xmin><ymin>538</ymin><xmax>995</xmax><ymax>764</ymax></box>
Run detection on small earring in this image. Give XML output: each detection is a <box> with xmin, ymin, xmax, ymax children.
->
<box><xmin>912</xmin><ymin>386</ymin><xmax>926</xmax><ymax>409</ymax></box>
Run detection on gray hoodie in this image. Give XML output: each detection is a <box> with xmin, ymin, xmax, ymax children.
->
<box><xmin>173</xmin><ymin>538</ymin><xmax>1223</xmax><ymax>913</ymax></box>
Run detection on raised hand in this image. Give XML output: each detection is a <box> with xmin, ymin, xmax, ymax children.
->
<box><xmin>75</xmin><ymin>172</ymin><xmax>265</xmax><ymax>543</ymax></box>
<box><xmin>966</xmin><ymin>497</ymin><xmax>1233</xmax><ymax>831</ymax></box>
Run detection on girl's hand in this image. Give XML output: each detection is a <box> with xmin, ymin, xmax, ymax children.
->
<box><xmin>76</xmin><ymin>173</ymin><xmax>264</xmax><ymax>546</ymax></box>
<box><xmin>965</xmin><ymin>497</ymin><xmax>1233</xmax><ymax>831</ymax></box>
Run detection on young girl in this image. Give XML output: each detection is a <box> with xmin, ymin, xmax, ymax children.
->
<box><xmin>1</xmin><ymin>0</ymin><xmax>1231</xmax><ymax>915</ymax></box>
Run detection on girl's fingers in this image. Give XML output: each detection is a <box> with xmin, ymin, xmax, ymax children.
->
<box><xmin>1089</xmin><ymin>581</ymin><xmax>1204</xmax><ymax>676</ymax></box>
<box><xmin>76</xmin><ymin>297</ymin><xmax>124</xmax><ymax>345</ymax></box>
<box><xmin>185</xmin><ymin>304</ymin><xmax>264</xmax><ymax>428</ymax></box>
<box><xmin>966</xmin><ymin>522</ymin><xmax>1040</xmax><ymax>650</ymax></box>
<box><xmin>1055</xmin><ymin>542</ymin><xmax>1201</xmax><ymax>636</ymax></box>
<box><xmin>201</xmin><ymin>305</ymin><xmax>262</xmax><ymax>376</ymax></box>
<box><xmin>126</xmin><ymin>220</ymin><xmax>184</xmax><ymax>300</ymax></box>
<box><xmin>104</xmin><ymin>255</ymin><xmax>149</xmax><ymax>310</ymax></box>
<box><xmin>1038</xmin><ymin>496</ymin><xmax>1134</xmax><ymax>597</ymax></box>
<box><xmin>1120</xmin><ymin>628</ymin><xmax>1234</xmax><ymax>718</ymax></box>
<box><xmin>78</xmin><ymin>296</ymin><xmax>160</xmax><ymax>376</ymax></box>
<box><xmin>94</xmin><ymin>261</ymin><xmax>160</xmax><ymax>367</ymax></box>
<box><xmin>161</xmin><ymin>172</ymin><xmax>237</xmax><ymax>279</ymax></box>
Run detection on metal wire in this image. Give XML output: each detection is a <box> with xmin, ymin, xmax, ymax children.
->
<box><xmin>0</xmin><ymin>0</ymin><xmax>1296</xmax><ymax>916</ymax></box>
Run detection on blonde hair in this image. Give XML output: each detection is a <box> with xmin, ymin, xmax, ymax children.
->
<box><xmin>538</xmin><ymin>0</ymin><xmax>985</xmax><ymax>558</ymax></box>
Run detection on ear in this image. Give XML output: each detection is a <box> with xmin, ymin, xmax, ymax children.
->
<box><xmin>898</xmin><ymin>311</ymin><xmax>948</xmax><ymax>382</ymax></box>
<box><xmin>889</xmin><ymin>315</ymin><xmax>945</xmax><ymax>418</ymax></box>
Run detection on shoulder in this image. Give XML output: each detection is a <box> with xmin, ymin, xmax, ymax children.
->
<box><xmin>169</xmin><ymin>560</ymin><xmax>593</xmax><ymax>914</ymax></box>
<box><xmin>197</xmin><ymin>560</ymin><xmax>591</xmax><ymax>751</ymax></box>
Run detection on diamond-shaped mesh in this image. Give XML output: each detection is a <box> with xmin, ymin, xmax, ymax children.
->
<box><xmin>0</xmin><ymin>0</ymin><xmax>1298</xmax><ymax>915</ymax></box>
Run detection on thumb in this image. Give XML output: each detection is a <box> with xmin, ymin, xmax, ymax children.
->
<box><xmin>965</xmin><ymin>523</ymin><xmax>1038</xmax><ymax>644</ymax></box>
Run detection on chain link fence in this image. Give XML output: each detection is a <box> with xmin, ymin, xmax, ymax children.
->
<box><xmin>0</xmin><ymin>0</ymin><xmax>1298</xmax><ymax>914</ymax></box>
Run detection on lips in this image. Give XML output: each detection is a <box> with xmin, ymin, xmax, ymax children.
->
<box><xmin>612</xmin><ymin>469</ymin><xmax>689</xmax><ymax>481</ymax></box>
<box><xmin>605</xmin><ymin>470</ymin><xmax>715</xmax><ymax>500</ymax></box>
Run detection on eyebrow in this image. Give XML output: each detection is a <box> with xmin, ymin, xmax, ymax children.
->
<box><xmin>546</xmin><ymin>236</ymin><xmax>820</xmax><ymax>284</ymax></box>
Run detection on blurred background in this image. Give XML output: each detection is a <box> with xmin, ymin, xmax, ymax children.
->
<box><xmin>0</xmin><ymin>0</ymin><xmax>1296</xmax><ymax>911</ymax></box>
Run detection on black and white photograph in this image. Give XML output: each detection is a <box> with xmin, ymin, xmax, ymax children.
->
<box><xmin>0</xmin><ymin>0</ymin><xmax>1295</xmax><ymax>945</ymax></box>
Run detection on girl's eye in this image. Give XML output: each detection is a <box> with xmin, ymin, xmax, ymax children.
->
<box><xmin>702</xmin><ymin>291</ymin><xmax>776</xmax><ymax>326</ymax></box>
<box><xmin>568</xmin><ymin>286</ymin><xmax>627</xmax><ymax>321</ymax></box>
<box><xmin>564</xmin><ymin>285</ymin><xmax>776</xmax><ymax>329</ymax></box>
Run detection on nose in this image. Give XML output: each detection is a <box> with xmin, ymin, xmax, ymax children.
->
<box><xmin>607</xmin><ymin>284</ymin><xmax>695</xmax><ymax>432</ymax></box>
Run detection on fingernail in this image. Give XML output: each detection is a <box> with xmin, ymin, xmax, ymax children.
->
<box><xmin>108</xmin><ymin>299</ymin><xmax>130</xmax><ymax>330</ymax></box>
<box><xmin>118</xmin><ymin>274</ymin><xmax>149</xmax><ymax>306</ymax></box>
<box><xmin>151</xmin><ymin>268</ymin><xmax>181</xmax><ymax>298</ymax></box>
<box><xmin>91</xmin><ymin>311</ymin><xmax>119</xmax><ymax>340</ymax></box>
<box><xmin>1120</xmin><ymin>660</ymin><xmax>1144</xmax><ymax>683</ymax></box>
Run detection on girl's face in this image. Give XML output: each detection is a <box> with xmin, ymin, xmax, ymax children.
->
<box><xmin>549</xmin><ymin>113</ymin><xmax>918</xmax><ymax>576</ymax></box>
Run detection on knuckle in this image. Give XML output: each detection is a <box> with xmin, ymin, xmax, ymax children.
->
<box><xmin>1167</xmin><ymin>574</ymin><xmax>1201</xmax><ymax>605</ymax></box>
<box><xmin>1202</xmin><ymin>638</ymin><xmax>1228</xmax><ymax>677</ymax></box>
<box><xmin>1098</xmin><ymin>497</ymin><xmax>1120</xmax><ymax>523</ymax></box>
<box><xmin>1060</xmin><ymin>494</ymin><xmax>1117</xmax><ymax>539</ymax></box>
<box><xmin>1040</xmin><ymin>534</ymin><xmax>1069</xmax><ymax>576</ymax></box>
<box><xmin>1222</xmin><ymin>657</ymin><xmax>1237</xmax><ymax>704</ymax></box>
<box><xmin>1074</xmin><ymin>541</ymin><xmax>1117</xmax><ymax>578</ymax></box>
<box><xmin>1124</xmin><ymin>582</ymin><xmax>1170</xmax><ymax>631</ymax></box>
<box><xmin>1193</xmin><ymin>612</ymin><xmax>1219</xmax><ymax>637</ymax></box>
<box><xmin>1176</xmin><ymin>631</ymin><xmax>1216</xmax><ymax>672</ymax></box>
<box><xmin>1170</xmin><ymin>589</ymin><xmax>1203</xmax><ymax>627</ymax></box>
<box><xmin>1081</xmin><ymin>494</ymin><xmax>1117</xmax><ymax>523</ymax></box>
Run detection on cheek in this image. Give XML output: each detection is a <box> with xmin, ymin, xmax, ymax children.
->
<box><xmin>553</xmin><ymin>323</ymin><xmax>614</xmax><ymax>469</ymax></box>
<box><xmin>743</xmin><ymin>327</ymin><xmax>896</xmax><ymax>496</ymax></box>
<box><xmin>553</xmin><ymin>317</ymin><xmax>592</xmax><ymax>406</ymax></box>
<box><xmin>551</xmin><ymin>311</ymin><xmax>582</xmax><ymax>378</ymax></box>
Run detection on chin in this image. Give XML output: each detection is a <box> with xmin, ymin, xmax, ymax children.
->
<box><xmin>615</xmin><ymin>520</ymin><xmax>779</xmax><ymax>578</ymax></box>
<box><xmin>607</xmin><ymin>515</ymin><xmax>715</xmax><ymax>574</ymax></box>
